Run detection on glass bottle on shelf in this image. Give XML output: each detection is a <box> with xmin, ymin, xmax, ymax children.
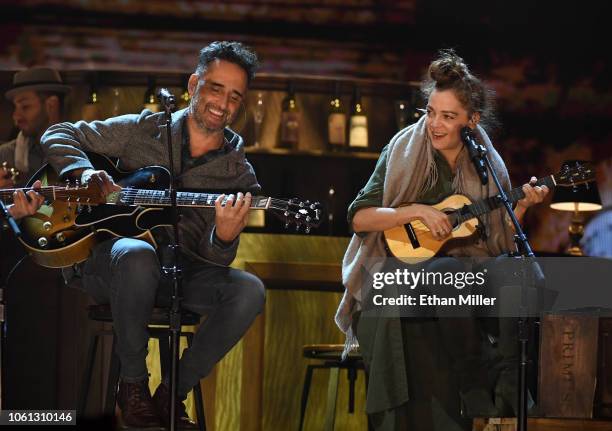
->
<box><xmin>348</xmin><ymin>86</ymin><xmax>368</xmax><ymax>151</ymax></box>
<box><xmin>178</xmin><ymin>75</ymin><xmax>190</xmax><ymax>110</ymax></box>
<box><xmin>81</xmin><ymin>73</ymin><xmax>101</xmax><ymax>122</ymax></box>
<box><xmin>143</xmin><ymin>75</ymin><xmax>160</xmax><ymax>113</ymax></box>
<box><xmin>111</xmin><ymin>87</ymin><xmax>121</xmax><ymax>117</ymax></box>
<box><xmin>408</xmin><ymin>90</ymin><xmax>424</xmax><ymax>124</ymax></box>
<box><xmin>327</xmin><ymin>81</ymin><xmax>346</xmax><ymax>152</ymax></box>
<box><xmin>253</xmin><ymin>92</ymin><xmax>265</xmax><ymax>147</ymax></box>
<box><xmin>394</xmin><ymin>99</ymin><xmax>410</xmax><ymax>131</ymax></box>
<box><xmin>279</xmin><ymin>81</ymin><xmax>300</xmax><ymax>149</ymax></box>
<box><xmin>327</xmin><ymin>186</ymin><xmax>336</xmax><ymax>236</ymax></box>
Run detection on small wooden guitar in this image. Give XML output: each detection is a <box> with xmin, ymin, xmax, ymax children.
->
<box><xmin>383</xmin><ymin>161</ymin><xmax>596</xmax><ymax>262</ymax></box>
<box><xmin>15</xmin><ymin>152</ymin><xmax>322</xmax><ymax>268</ymax></box>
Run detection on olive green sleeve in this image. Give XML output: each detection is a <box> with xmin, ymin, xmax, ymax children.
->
<box><xmin>346</xmin><ymin>145</ymin><xmax>389</xmax><ymax>231</ymax></box>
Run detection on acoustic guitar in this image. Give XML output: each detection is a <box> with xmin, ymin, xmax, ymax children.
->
<box><xmin>383</xmin><ymin>161</ymin><xmax>595</xmax><ymax>262</ymax></box>
<box><xmin>9</xmin><ymin>152</ymin><xmax>322</xmax><ymax>268</ymax></box>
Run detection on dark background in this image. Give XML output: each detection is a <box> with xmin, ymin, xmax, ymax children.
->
<box><xmin>0</xmin><ymin>0</ymin><xmax>609</xmax><ymax>414</ymax></box>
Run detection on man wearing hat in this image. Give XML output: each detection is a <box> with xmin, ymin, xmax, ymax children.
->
<box><xmin>0</xmin><ymin>67</ymin><xmax>70</xmax><ymax>188</ymax></box>
<box><xmin>0</xmin><ymin>68</ymin><xmax>66</xmax><ymax>412</ymax></box>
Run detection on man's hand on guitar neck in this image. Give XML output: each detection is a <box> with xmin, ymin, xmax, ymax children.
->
<box><xmin>7</xmin><ymin>180</ymin><xmax>44</xmax><ymax>219</ymax></box>
<box><xmin>79</xmin><ymin>168</ymin><xmax>122</xmax><ymax>200</ymax></box>
<box><xmin>214</xmin><ymin>192</ymin><xmax>252</xmax><ymax>243</ymax></box>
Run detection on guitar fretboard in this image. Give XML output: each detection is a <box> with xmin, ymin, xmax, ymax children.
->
<box><xmin>0</xmin><ymin>186</ymin><xmax>101</xmax><ymax>204</ymax></box>
<box><xmin>0</xmin><ymin>186</ymin><xmax>56</xmax><ymax>203</ymax></box>
<box><xmin>453</xmin><ymin>175</ymin><xmax>557</xmax><ymax>224</ymax></box>
<box><xmin>112</xmin><ymin>189</ymin><xmax>272</xmax><ymax>210</ymax></box>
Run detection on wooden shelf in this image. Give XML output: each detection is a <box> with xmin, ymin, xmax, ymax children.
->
<box><xmin>244</xmin><ymin>146</ymin><xmax>380</xmax><ymax>160</ymax></box>
<box><xmin>0</xmin><ymin>70</ymin><xmax>419</xmax><ymax>99</ymax></box>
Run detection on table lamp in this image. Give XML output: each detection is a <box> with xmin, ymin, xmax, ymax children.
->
<box><xmin>550</xmin><ymin>161</ymin><xmax>602</xmax><ymax>255</ymax></box>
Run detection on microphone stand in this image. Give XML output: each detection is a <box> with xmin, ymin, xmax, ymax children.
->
<box><xmin>467</xmin><ymin>135</ymin><xmax>544</xmax><ymax>431</ymax></box>
<box><xmin>0</xmin><ymin>199</ymin><xmax>22</xmax><ymax>409</ymax></box>
<box><xmin>158</xmin><ymin>89</ymin><xmax>182</xmax><ymax>431</ymax></box>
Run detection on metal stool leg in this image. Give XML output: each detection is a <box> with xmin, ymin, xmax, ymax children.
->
<box><xmin>324</xmin><ymin>367</ymin><xmax>340</xmax><ymax>431</ymax></box>
<box><xmin>104</xmin><ymin>334</ymin><xmax>121</xmax><ymax>417</ymax></box>
<box><xmin>299</xmin><ymin>364</ymin><xmax>316</xmax><ymax>431</ymax></box>
<box><xmin>154</xmin><ymin>329</ymin><xmax>171</xmax><ymax>382</ymax></box>
<box><xmin>347</xmin><ymin>365</ymin><xmax>357</xmax><ymax>414</ymax></box>
<box><xmin>185</xmin><ymin>332</ymin><xmax>206</xmax><ymax>431</ymax></box>
<box><xmin>78</xmin><ymin>333</ymin><xmax>100</xmax><ymax>416</ymax></box>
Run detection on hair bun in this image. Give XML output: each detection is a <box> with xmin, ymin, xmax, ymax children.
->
<box><xmin>429</xmin><ymin>49</ymin><xmax>469</xmax><ymax>85</ymax></box>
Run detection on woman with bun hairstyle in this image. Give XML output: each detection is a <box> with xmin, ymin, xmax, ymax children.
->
<box><xmin>335</xmin><ymin>49</ymin><xmax>548</xmax><ymax>430</ymax></box>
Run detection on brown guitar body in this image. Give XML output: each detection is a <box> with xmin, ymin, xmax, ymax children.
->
<box><xmin>16</xmin><ymin>155</ymin><xmax>158</xmax><ymax>268</ymax></box>
<box><xmin>383</xmin><ymin>194</ymin><xmax>480</xmax><ymax>263</ymax></box>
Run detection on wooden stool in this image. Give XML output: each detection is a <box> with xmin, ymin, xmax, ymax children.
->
<box><xmin>299</xmin><ymin>343</ymin><xmax>366</xmax><ymax>431</ymax></box>
<box><xmin>78</xmin><ymin>304</ymin><xmax>206</xmax><ymax>430</ymax></box>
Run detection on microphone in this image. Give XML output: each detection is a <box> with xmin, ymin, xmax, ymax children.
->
<box><xmin>460</xmin><ymin>126</ymin><xmax>488</xmax><ymax>185</ymax></box>
<box><xmin>157</xmin><ymin>88</ymin><xmax>176</xmax><ymax>110</ymax></box>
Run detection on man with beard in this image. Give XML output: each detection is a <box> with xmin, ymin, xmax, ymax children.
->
<box><xmin>41</xmin><ymin>41</ymin><xmax>264</xmax><ymax>429</ymax></box>
<box><xmin>0</xmin><ymin>68</ymin><xmax>70</xmax><ymax>188</ymax></box>
<box><xmin>0</xmin><ymin>69</ymin><xmax>67</xmax><ymax>411</ymax></box>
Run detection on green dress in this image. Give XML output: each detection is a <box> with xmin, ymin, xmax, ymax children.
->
<box><xmin>347</xmin><ymin>145</ymin><xmax>481</xmax><ymax>431</ymax></box>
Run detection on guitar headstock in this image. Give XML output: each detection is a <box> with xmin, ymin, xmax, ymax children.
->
<box><xmin>2</xmin><ymin>161</ymin><xmax>20</xmax><ymax>184</ymax></box>
<box><xmin>554</xmin><ymin>160</ymin><xmax>596</xmax><ymax>187</ymax></box>
<box><xmin>269</xmin><ymin>198</ymin><xmax>323</xmax><ymax>233</ymax></box>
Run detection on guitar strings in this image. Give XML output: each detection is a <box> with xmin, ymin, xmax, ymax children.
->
<box><xmin>34</xmin><ymin>188</ymin><xmax>312</xmax><ymax>217</ymax></box>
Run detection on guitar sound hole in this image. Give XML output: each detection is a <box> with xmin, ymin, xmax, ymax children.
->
<box><xmin>445</xmin><ymin>211</ymin><xmax>459</xmax><ymax>229</ymax></box>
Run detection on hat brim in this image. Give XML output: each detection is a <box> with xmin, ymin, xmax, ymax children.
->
<box><xmin>5</xmin><ymin>83</ymin><xmax>71</xmax><ymax>101</ymax></box>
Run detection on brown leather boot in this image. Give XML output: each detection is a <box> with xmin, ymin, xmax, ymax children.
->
<box><xmin>152</xmin><ymin>382</ymin><xmax>198</xmax><ymax>429</ymax></box>
<box><xmin>117</xmin><ymin>379</ymin><xmax>164</xmax><ymax>429</ymax></box>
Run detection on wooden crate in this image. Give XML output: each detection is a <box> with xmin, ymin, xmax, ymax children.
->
<box><xmin>538</xmin><ymin>314</ymin><xmax>599</xmax><ymax>418</ymax></box>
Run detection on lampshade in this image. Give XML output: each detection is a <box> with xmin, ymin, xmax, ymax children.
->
<box><xmin>550</xmin><ymin>161</ymin><xmax>602</xmax><ymax>211</ymax></box>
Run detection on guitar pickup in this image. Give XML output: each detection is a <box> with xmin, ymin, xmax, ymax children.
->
<box><xmin>404</xmin><ymin>223</ymin><xmax>420</xmax><ymax>249</ymax></box>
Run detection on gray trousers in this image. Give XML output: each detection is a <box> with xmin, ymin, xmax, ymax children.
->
<box><xmin>81</xmin><ymin>237</ymin><xmax>265</xmax><ymax>398</ymax></box>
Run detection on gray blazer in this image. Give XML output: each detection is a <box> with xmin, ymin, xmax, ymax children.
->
<box><xmin>40</xmin><ymin>108</ymin><xmax>260</xmax><ymax>266</ymax></box>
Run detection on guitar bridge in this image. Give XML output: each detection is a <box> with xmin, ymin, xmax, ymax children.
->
<box><xmin>404</xmin><ymin>223</ymin><xmax>420</xmax><ymax>249</ymax></box>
